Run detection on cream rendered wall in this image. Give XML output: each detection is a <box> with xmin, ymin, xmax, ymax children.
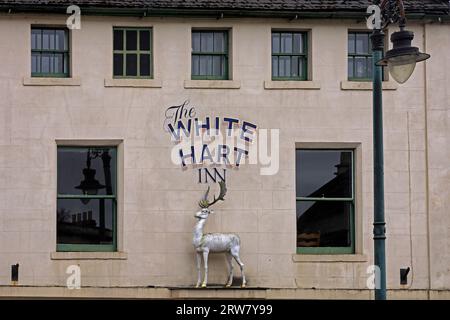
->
<box><xmin>425</xmin><ymin>23</ymin><xmax>450</xmax><ymax>291</ymax></box>
<box><xmin>0</xmin><ymin>13</ymin><xmax>447</xmax><ymax>295</ymax></box>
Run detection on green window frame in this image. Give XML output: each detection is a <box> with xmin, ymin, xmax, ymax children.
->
<box><xmin>272</xmin><ymin>31</ymin><xmax>308</xmax><ymax>81</ymax></box>
<box><xmin>31</xmin><ymin>27</ymin><xmax>70</xmax><ymax>78</ymax></box>
<box><xmin>348</xmin><ymin>32</ymin><xmax>374</xmax><ymax>81</ymax></box>
<box><xmin>296</xmin><ymin>149</ymin><xmax>355</xmax><ymax>254</ymax></box>
<box><xmin>57</xmin><ymin>146</ymin><xmax>117</xmax><ymax>252</ymax></box>
<box><xmin>191</xmin><ymin>30</ymin><xmax>229</xmax><ymax>80</ymax></box>
<box><xmin>113</xmin><ymin>27</ymin><xmax>153</xmax><ymax>78</ymax></box>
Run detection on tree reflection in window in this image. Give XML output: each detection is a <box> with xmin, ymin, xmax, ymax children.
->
<box><xmin>57</xmin><ymin>147</ymin><xmax>117</xmax><ymax>251</ymax></box>
<box><xmin>296</xmin><ymin>150</ymin><xmax>354</xmax><ymax>253</ymax></box>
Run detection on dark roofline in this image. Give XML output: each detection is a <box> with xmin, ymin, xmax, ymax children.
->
<box><xmin>0</xmin><ymin>4</ymin><xmax>449</xmax><ymax>21</ymax></box>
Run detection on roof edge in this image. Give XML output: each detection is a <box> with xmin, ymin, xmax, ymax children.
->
<box><xmin>0</xmin><ymin>5</ymin><xmax>449</xmax><ymax>21</ymax></box>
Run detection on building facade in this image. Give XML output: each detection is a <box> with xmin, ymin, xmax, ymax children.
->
<box><xmin>0</xmin><ymin>1</ymin><xmax>449</xmax><ymax>299</ymax></box>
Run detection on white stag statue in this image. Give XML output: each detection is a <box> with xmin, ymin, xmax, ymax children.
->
<box><xmin>193</xmin><ymin>181</ymin><xmax>246</xmax><ymax>288</ymax></box>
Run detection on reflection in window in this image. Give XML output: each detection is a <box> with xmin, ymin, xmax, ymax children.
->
<box><xmin>57</xmin><ymin>199</ymin><xmax>114</xmax><ymax>245</ymax></box>
<box><xmin>57</xmin><ymin>147</ymin><xmax>117</xmax><ymax>251</ymax></box>
<box><xmin>296</xmin><ymin>150</ymin><xmax>354</xmax><ymax>253</ymax></box>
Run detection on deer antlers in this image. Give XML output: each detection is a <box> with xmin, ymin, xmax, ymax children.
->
<box><xmin>198</xmin><ymin>181</ymin><xmax>227</xmax><ymax>209</ymax></box>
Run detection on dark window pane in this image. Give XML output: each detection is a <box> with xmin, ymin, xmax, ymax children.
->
<box><xmin>113</xmin><ymin>29</ymin><xmax>124</xmax><ymax>51</ymax></box>
<box><xmin>200</xmin><ymin>32</ymin><xmax>213</xmax><ymax>52</ymax></box>
<box><xmin>272</xmin><ymin>56</ymin><xmax>278</xmax><ymax>77</ymax></box>
<box><xmin>57</xmin><ymin>199</ymin><xmax>114</xmax><ymax>245</ymax></box>
<box><xmin>113</xmin><ymin>53</ymin><xmax>123</xmax><ymax>76</ymax></box>
<box><xmin>281</xmin><ymin>33</ymin><xmax>292</xmax><ymax>53</ymax></box>
<box><xmin>355</xmin><ymin>56</ymin><xmax>367</xmax><ymax>78</ymax></box>
<box><xmin>296</xmin><ymin>150</ymin><xmax>352</xmax><ymax>198</ymax></box>
<box><xmin>272</xmin><ymin>33</ymin><xmax>280</xmax><ymax>54</ymax></box>
<box><xmin>297</xmin><ymin>201</ymin><xmax>352</xmax><ymax>247</ymax></box>
<box><xmin>140</xmin><ymin>30</ymin><xmax>151</xmax><ymax>51</ymax></box>
<box><xmin>31</xmin><ymin>53</ymin><xmax>40</xmax><ymax>73</ymax></box>
<box><xmin>42</xmin><ymin>29</ymin><xmax>55</xmax><ymax>50</ymax></box>
<box><xmin>367</xmin><ymin>56</ymin><xmax>373</xmax><ymax>78</ymax></box>
<box><xmin>212</xmin><ymin>56</ymin><xmax>222</xmax><ymax>76</ymax></box>
<box><xmin>54</xmin><ymin>53</ymin><xmax>64</xmax><ymax>73</ymax></box>
<box><xmin>57</xmin><ymin>147</ymin><xmax>117</xmax><ymax>196</ymax></box>
<box><xmin>292</xmin><ymin>56</ymin><xmax>299</xmax><ymax>77</ymax></box>
<box><xmin>31</xmin><ymin>29</ymin><xmax>41</xmax><ymax>50</ymax></box>
<box><xmin>199</xmin><ymin>55</ymin><xmax>212</xmax><ymax>75</ymax></box>
<box><xmin>55</xmin><ymin>30</ymin><xmax>66</xmax><ymax>50</ymax></box>
<box><xmin>293</xmin><ymin>33</ymin><xmax>302</xmax><ymax>54</ymax></box>
<box><xmin>41</xmin><ymin>53</ymin><xmax>53</xmax><ymax>73</ymax></box>
<box><xmin>64</xmin><ymin>53</ymin><xmax>69</xmax><ymax>74</ymax></box>
<box><xmin>299</xmin><ymin>57</ymin><xmax>305</xmax><ymax>78</ymax></box>
<box><xmin>140</xmin><ymin>53</ymin><xmax>151</xmax><ymax>76</ymax></box>
<box><xmin>348</xmin><ymin>33</ymin><xmax>355</xmax><ymax>54</ymax></box>
<box><xmin>356</xmin><ymin>33</ymin><xmax>369</xmax><ymax>54</ymax></box>
<box><xmin>126</xmin><ymin>54</ymin><xmax>137</xmax><ymax>76</ymax></box>
<box><xmin>192</xmin><ymin>32</ymin><xmax>201</xmax><ymax>52</ymax></box>
<box><xmin>348</xmin><ymin>57</ymin><xmax>354</xmax><ymax>78</ymax></box>
<box><xmin>192</xmin><ymin>55</ymin><xmax>200</xmax><ymax>75</ymax></box>
<box><xmin>213</xmin><ymin>32</ymin><xmax>225</xmax><ymax>52</ymax></box>
<box><xmin>126</xmin><ymin>30</ymin><xmax>137</xmax><ymax>50</ymax></box>
<box><xmin>279</xmin><ymin>56</ymin><xmax>290</xmax><ymax>77</ymax></box>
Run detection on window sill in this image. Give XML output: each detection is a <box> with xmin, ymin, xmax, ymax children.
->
<box><xmin>340</xmin><ymin>80</ymin><xmax>398</xmax><ymax>91</ymax></box>
<box><xmin>23</xmin><ymin>77</ymin><xmax>81</xmax><ymax>86</ymax></box>
<box><xmin>184</xmin><ymin>80</ymin><xmax>241</xmax><ymax>89</ymax></box>
<box><xmin>264</xmin><ymin>80</ymin><xmax>321</xmax><ymax>90</ymax></box>
<box><xmin>50</xmin><ymin>252</ymin><xmax>128</xmax><ymax>260</ymax></box>
<box><xmin>292</xmin><ymin>254</ymin><xmax>368</xmax><ymax>263</ymax></box>
<box><xmin>104</xmin><ymin>78</ymin><xmax>162</xmax><ymax>88</ymax></box>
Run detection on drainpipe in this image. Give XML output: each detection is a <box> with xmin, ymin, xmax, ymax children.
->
<box><xmin>422</xmin><ymin>22</ymin><xmax>432</xmax><ymax>301</ymax></box>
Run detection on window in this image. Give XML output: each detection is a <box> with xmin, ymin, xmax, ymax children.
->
<box><xmin>191</xmin><ymin>30</ymin><xmax>228</xmax><ymax>80</ymax></box>
<box><xmin>296</xmin><ymin>149</ymin><xmax>355</xmax><ymax>254</ymax></box>
<box><xmin>113</xmin><ymin>28</ymin><xmax>152</xmax><ymax>78</ymax></box>
<box><xmin>348</xmin><ymin>32</ymin><xmax>373</xmax><ymax>80</ymax></box>
<box><xmin>31</xmin><ymin>27</ymin><xmax>70</xmax><ymax>77</ymax></box>
<box><xmin>272</xmin><ymin>31</ymin><xmax>307</xmax><ymax>80</ymax></box>
<box><xmin>57</xmin><ymin>147</ymin><xmax>117</xmax><ymax>252</ymax></box>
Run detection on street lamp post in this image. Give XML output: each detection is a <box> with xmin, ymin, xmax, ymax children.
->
<box><xmin>369</xmin><ymin>0</ymin><xmax>430</xmax><ymax>300</ymax></box>
<box><xmin>371</xmin><ymin>27</ymin><xmax>386</xmax><ymax>301</ymax></box>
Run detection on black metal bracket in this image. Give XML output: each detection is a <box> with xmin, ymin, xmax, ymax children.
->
<box><xmin>400</xmin><ymin>267</ymin><xmax>411</xmax><ymax>285</ymax></box>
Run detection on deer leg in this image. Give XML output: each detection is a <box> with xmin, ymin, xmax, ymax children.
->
<box><xmin>225</xmin><ymin>252</ymin><xmax>234</xmax><ymax>287</ymax></box>
<box><xmin>195</xmin><ymin>252</ymin><xmax>202</xmax><ymax>288</ymax></box>
<box><xmin>201</xmin><ymin>250</ymin><xmax>209</xmax><ymax>288</ymax></box>
<box><xmin>231</xmin><ymin>246</ymin><xmax>246</xmax><ymax>288</ymax></box>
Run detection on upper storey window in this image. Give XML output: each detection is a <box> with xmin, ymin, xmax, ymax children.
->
<box><xmin>31</xmin><ymin>27</ymin><xmax>70</xmax><ymax>77</ymax></box>
<box><xmin>191</xmin><ymin>30</ymin><xmax>229</xmax><ymax>80</ymax></box>
<box><xmin>113</xmin><ymin>27</ymin><xmax>153</xmax><ymax>78</ymax></box>
<box><xmin>272</xmin><ymin>31</ymin><xmax>308</xmax><ymax>81</ymax></box>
